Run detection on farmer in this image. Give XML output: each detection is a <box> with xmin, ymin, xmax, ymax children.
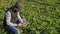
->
<box><xmin>3</xmin><ymin>3</ymin><xmax>27</xmax><ymax>34</ymax></box>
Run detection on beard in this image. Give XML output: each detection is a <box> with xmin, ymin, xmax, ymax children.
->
<box><xmin>13</xmin><ymin>10</ymin><xmax>18</xmax><ymax>12</ymax></box>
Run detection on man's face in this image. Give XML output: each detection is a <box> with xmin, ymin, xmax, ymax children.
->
<box><xmin>13</xmin><ymin>7</ymin><xmax>19</xmax><ymax>12</ymax></box>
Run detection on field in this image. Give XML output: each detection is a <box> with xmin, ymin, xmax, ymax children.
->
<box><xmin>0</xmin><ymin>0</ymin><xmax>60</xmax><ymax>34</ymax></box>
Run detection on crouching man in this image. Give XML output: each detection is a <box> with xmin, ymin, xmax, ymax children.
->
<box><xmin>3</xmin><ymin>3</ymin><xmax>27</xmax><ymax>34</ymax></box>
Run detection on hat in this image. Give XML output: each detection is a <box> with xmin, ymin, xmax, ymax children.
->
<box><xmin>14</xmin><ymin>3</ymin><xmax>20</xmax><ymax>9</ymax></box>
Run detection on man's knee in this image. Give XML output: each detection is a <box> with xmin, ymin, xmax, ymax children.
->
<box><xmin>14</xmin><ymin>29</ymin><xmax>20</xmax><ymax>34</ymax></box>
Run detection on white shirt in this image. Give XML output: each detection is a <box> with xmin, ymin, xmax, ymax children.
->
<box><xmin>6</xmin><ymin>11</ymin><xmax>22</xmax><ymax>26</ymax></box>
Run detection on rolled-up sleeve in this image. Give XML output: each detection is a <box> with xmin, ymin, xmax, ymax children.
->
<box><xmin>6</xmin><ymin>11</ymin><xmax>17</xmax><ymax>26</ymax></box>
<box><xmin>17</xmin><ymin>12</ymin><xmax>23</xmax><ymax>23</ymax></box>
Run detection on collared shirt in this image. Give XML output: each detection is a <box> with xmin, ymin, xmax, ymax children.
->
<box><xmin>6</xmin><ymin>11</ymin><xmax>22</xmax><ymax>26</ymax></box>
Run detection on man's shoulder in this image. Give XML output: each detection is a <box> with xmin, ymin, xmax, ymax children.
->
<box><xmin>6</xmin><ymin>11</ymin><xmax>11</xmax><ymax>15</ymax></box>
<box><xmin>6</xmin><ymin>11</ymin><xmax>11</xmax><ymax>14</ymax></box>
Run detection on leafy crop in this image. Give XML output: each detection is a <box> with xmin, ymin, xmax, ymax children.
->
<box><xmin>0</xmin><ymin>0</ymin><xmax>60</xmax><ymax>34</ymax></box>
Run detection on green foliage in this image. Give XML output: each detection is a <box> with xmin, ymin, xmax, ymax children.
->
<box><xmin>0</xmin><ymin>0</ymin><xmax>60</xmax><ymax>34</ymax></box>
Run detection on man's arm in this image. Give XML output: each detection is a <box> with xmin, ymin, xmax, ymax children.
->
<box><xmin>17</xmin><ymin>12</ymin><xmax>27</xmax><ymax>27</ymax></box>
<box><xmin>6</xmin><ymin>11</ymin><xmax>17</xmax><ymax>26</ymax></box>
<box><xmin>17</xmin><ymin>12</ymin><xmax>23</xmax><ymax>23</ymax></box>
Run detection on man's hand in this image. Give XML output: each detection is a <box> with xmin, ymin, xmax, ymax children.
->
<box><xmin>17</xmin><ymin>23</ymin><xmax>21</xmax><ymax>26</ymax></box>
<box><xmin>17</xmin><ymin>23</ymin><xmax>27</xmax><ymax>27</ymax></box>
<box><xmin>21</xmin><ymin>23</ymin><xmax>27</xmax><ymax>27</ymax></box>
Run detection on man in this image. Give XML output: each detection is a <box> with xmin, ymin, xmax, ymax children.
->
<box><xmin>3</xmin><ymin>3</ymin><xmax>27</xmax><ymax>34</ymax></box>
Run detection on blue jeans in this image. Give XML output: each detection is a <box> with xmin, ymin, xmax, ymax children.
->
<box><xmin>4</xmin><ymin>19</ymin><xmax>26</xmax><ymax>34</ymax></box>
<box><xmin>4</xmin><ymin>20</ymin><xmax>20</xmax><ymax>34</ymax></box>
<box><xmin>4</xmin><ymin>25</ymin><xmax>20</xmax><ymax>34</ymax></box>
